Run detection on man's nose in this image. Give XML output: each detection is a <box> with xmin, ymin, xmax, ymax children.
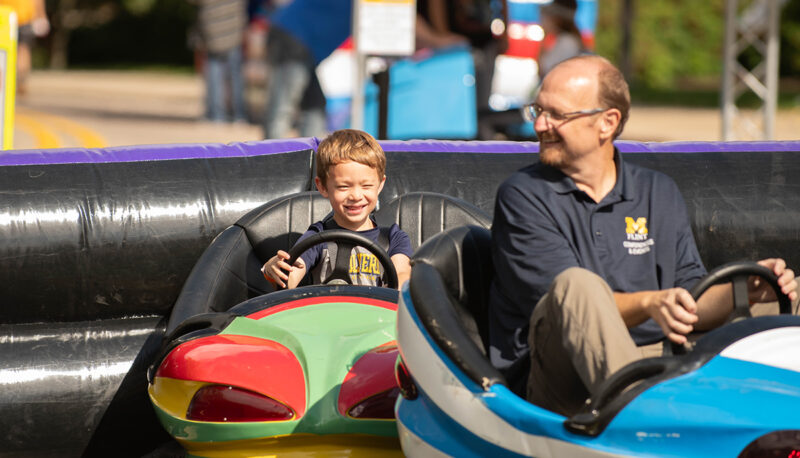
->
<box><xmin>533</xmin><ymin>112</ymin><xmax>550</xmax><ymax>133</ymax></box>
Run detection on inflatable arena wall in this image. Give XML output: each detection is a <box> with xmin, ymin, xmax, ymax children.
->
<box><xmin>1</xmin><ymin>138</ymin><xmax>799</xmax><ymax>456</ymax></box>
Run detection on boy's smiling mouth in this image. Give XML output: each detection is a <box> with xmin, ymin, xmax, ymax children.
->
<box><xmin>345</xmin><ymin>204</ymin><xmax>367</xmax><ymax>214</ymax></box>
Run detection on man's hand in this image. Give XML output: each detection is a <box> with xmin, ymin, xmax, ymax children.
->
<box><xmin>261</xmin><ymin>250</ymin><xmax>303</xmax><ymax>289</ymax></box>
<box><xmin>749</xmin><ymin>258</ymin><xmax>798</xmax><ymax>304</ymax></box>
<box><xmin>645</xmin><ymin>288</ymin><xmax>699</xmax><ymax>345</ymax></box>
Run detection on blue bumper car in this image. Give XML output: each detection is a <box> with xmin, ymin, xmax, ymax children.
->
<box><xmin>395</xmin><ymin>225</ymin><xmax>800</xmax><ymax>457</ymax></box>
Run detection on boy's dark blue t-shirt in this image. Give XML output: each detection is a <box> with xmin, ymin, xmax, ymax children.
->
<box><xmin>296</xmin><ymin>215</ymin><xmax>412</xmax><ymax>287</ymax></box>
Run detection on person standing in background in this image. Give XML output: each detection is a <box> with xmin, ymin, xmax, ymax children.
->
<box><xmin>537</xmin><ymin>0</ymin><xmax>586</xmax><ymax>79</ymax></box>
<box><xmin>194</xmin><ymin>0</ymin><xmax>248</xmax><ymax>124</ymax></box>
<box><xmin>0</xmin><ymin>0</ymin><xmax>48</xmax><ymax>95</ymax></box>
<box><xmin>261</xmin><ymin>0</ymin><xmax>352</xmax><ymax>139</ymax></box>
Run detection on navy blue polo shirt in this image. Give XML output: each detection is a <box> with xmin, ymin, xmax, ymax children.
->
<box><xmin>488</xmin><ymin>150</ymin><xmax>707</xmax><ymax>370</ymax></box>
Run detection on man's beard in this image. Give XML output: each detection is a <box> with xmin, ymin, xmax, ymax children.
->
<box><xmin>538</xmin><ymin>134</ymin><xmax>566</xmax><ymax>168</ymax></box>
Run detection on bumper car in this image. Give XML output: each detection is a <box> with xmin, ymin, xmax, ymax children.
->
<box><xmin>395</xmin><ymin>225</ymin><xmax>800</xmax><ymax>457</ymax></box>
<box><xmin>147</xmin><ymin>191</ymin><xmax>490</xmax><ymax>457</ymax></box>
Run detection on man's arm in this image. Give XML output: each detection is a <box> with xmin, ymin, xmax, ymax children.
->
<box><xmin>491</xmin><ymin>179</ymin><xmax>580</xmax><ymax>316</ymax></box>
<box><xmin>614</xmin><ymin>289</ymin><xmax>698</xmax><ymax>345</ymax></box>
<box><xmin>615</xmin><ymin>257</ymin><xmax>798</xmax><ymax>343</ymax></box>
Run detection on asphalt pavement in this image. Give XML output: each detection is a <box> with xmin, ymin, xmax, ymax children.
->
<box><xmin>8</xmin><ymin>69</ymin><xmax>800</xmax><ymax>151</ymax></box>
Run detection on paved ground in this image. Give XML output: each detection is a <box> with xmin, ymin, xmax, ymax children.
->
<box><xmin>9</xmin><ymin>69</ymin><xmax>800</xmax><ymax>151</ymax></box>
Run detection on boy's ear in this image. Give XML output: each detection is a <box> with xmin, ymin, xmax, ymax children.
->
<box><xmin>378</xmin><ymin>175</ymin><xmax>386</xmax><ymax>194</ymax></box>
<box><xmin>314</xmin><ymin>177</ymin><xmax>328</xmax><ymax>197</ymax></box>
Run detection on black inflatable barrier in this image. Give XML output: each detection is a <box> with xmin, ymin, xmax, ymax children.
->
<box><xmin>0</xmin><ymin>138</ymin><xmax>798</xmax><ymax>456</ymax></box>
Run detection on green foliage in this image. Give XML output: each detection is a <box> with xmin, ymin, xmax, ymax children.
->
<box><xmin>595</xmin><ymin>0</ymin><xmax>725</xmax><ymax>88</ymax></box>
<box><xmin>123</xmin><ymin>0</ymin><xmax>159</xmax><ymax>16</ymax></box>
<box><xmin>781</xmin><ymin>0</ymin><xmax>800</xmax><ymax>75</ymax></box>
<box><xmin>56</xmin><ymin>0</ymin><xmax>195</xmax><ymax>67</ymax></box>
<box><xmin>595</xmin><ymin>0</ymin><xmax>800</xmax><ymax>89</ymax></box>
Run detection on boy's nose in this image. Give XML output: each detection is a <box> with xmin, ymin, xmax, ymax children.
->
<box><xmin>348</xmin><ymin>187</ymin><xmax>363</xmax><ymax>200</ymax></box>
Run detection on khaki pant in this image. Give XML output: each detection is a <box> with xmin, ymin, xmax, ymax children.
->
<box><xmin>526</xmin><ymin>267</ymin><xmax>660</xmax><ymax>416</ymax></box>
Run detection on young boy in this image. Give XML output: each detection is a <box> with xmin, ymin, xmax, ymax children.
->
<box><xmin>261</xmin><ymin>129</ymin><xmax>412</xmax><ymax>289</ymax></box>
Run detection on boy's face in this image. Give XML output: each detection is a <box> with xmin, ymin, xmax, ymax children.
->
<box><xmin>315</xmin><ymin>160</ymin><xmax>385</xmax><ymax>232</ymax></box>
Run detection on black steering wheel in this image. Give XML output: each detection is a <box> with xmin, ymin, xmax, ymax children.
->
<box><xmin>668</xmin><ymin>261</ymin><xmax>792</xmax><ymax>355</ymax></box>
<box><xmin>285</xmin><ymin>229</ymin><xmax>398</xmax><ymax>289</ymax></box>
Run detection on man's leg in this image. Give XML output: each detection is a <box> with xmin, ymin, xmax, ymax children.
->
<box><xmin>527</xmin><ymin>267</ymin><xmax>641</xmax><ymax>416</ymax></box>
<box><xmin>205</xmin><ymin>53</ymin><xmax>225</xmax><ymax>122</ymax></box>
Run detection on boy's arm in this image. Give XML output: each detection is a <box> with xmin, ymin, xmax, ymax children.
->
<box><xmin>262</xmin><ymin>250</ymin><xmax>307</xmax><ymax>289</ymax></box>
<box><xmin>391</xmin><ymin>254</ymin><xmax>411</xmax><ymax>290</ymax></box>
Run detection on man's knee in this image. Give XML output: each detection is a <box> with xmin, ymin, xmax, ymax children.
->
<box><xmin>546</xmin><ymin>267</ymin><xmax>616</xmax><ymax>316</ymax></box>
<box><xmin>551</xmin><ymin>267</ymin><xmax>607</xmax><ymax>296</ymax></box>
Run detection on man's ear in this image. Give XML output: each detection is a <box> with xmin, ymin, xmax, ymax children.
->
<box><xmin>600</xmin><ymin>108</ymin><xmax>621</xmax><ymax>141</ymax></box>
<box><xmin>314</xmin><ymin>176</ymin><xmax>328</xmax><ymax>197</ymax></box>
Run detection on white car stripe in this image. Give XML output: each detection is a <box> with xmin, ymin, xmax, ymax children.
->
<box><xmin>720</xmin><ymin>327</ymin><xmax>800</xmax><ymax>372</ymax></box>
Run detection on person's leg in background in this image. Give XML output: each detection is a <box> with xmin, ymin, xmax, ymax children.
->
<box><xmin>226</xmin><ymin>44</ymin><xmax>247</xmax><ymax>123</ymax></box>
<box><xmin>204</xmin><ymin>51</ymin><xmax>227</xmax><ymax>122</ymax></box>
<box><xmin>16</xmin><ymin>24</ymin><xmax>35</xmax><ymax>95</ymax></box>
<box><xmin>262</xmin><ymin>26</ymin><xmax>320</xmax><ymax>139</ymax></box>
<box><xmin>263</xmin><ymin>59</ymin><xmax>310</xmax><ymax>138</ymax></box>
<box><xmin>296</xmin><ymin>69</ymin><xmax>327</xmax><ymax>138</ymax></box>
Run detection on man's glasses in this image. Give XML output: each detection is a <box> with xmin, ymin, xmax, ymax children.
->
<box><xmin>521</xmin><ymin>103</ymin><xmax>606</xmax><ymax>124</ymax></box>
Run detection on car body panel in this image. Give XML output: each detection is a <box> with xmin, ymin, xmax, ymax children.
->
<box><xmin>397</xmin><ymin>278</ymin><xmax>800</xmax><ymax>457</ymax></box>
<box><xmin>149</xmin><ymin>289</ymin><xmax>401</xmax><ymax>455</ymax></box>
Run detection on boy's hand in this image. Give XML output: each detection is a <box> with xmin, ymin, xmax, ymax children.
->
<box><xmin>262</xmin><ymin>250</ymin><xmax>300</xmax><ymax>289</ymax></box>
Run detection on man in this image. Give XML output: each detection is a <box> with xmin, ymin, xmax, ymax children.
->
<box><xmin>487</xmin><ymin>55</ymin><xmax>798</xmax><ymax>416</ymax></box>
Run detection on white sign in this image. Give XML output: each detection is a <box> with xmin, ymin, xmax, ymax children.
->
<box><xmin>356</xmin><ymin>0</ymin><xmax>415</xmax><ymax>56</ymax></box>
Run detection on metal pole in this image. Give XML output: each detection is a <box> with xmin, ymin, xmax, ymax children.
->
<box><xmin>351</xmin><ymin>0</ymin><xmax>365</xmax><ymax>130</ymax></box>
<box><xmin>764</xmin><ymin>0</ymin><xmax>780</xmax><ymax>140</ymax></box>
<box><xmin>721</xmin><ymin>0</ymin><xmax>737</xmax><ymax>141</ymax></box>
<box><xmin>375</xmin><ymin>70</ymin><xmax>390</xmax><ymax>139</ymax></box>
<box><xmin>620</xmin><ymin>0</ymin><xmax>634</xmax><ymax>81</ymax></box>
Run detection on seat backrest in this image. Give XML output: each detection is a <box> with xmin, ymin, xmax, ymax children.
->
<box><xmin>411</xmin><ymin>225</ymin><xmax>494</xmax><ymax>353</ymax></box>
<box><xmin>375</xmin><ymin>191</ymin><xmax>491</xmax><ymax>250</ymax></box>
<box><xmin>408</xmin><ymin>225</ymin><xmax>504</xmax><ymax>388</ymax></box>
<box><xmin>166</xmin><ymin>192</ymin><xmax>330</xmax><ymax>333</ymax></box>
<box><xmin>238</xmin><ymin>191</ymin><xmax>333</xmax><ymax>261</ymax></box>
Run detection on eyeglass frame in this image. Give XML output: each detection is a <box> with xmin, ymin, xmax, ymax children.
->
<box><xmin>521</xmin><ymin>103</ymin><xmax>607</xmax><ymax>124</ymax></box>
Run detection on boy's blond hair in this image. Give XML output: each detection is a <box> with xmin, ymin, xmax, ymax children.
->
<box><xmin>316</xmin><ymin>129</ymin><xmax>386</xmax><ymax>186</ymax></box>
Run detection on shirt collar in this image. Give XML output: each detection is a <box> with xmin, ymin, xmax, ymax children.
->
<box><xmin>543</xmin><ymin>147</ymin><xmax>634</xmax><ymax>202</ymax></box>
<box><xmin>323</xmin><ymin>212</ymin><xmax>378</xmax><ymax>231</ymax></box>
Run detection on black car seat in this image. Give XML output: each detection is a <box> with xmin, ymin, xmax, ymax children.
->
<box><xmin>408</xmin><ymin>225</ymin><xmax>505</xmax><ymax>388</ymax></box>
<box><xmin>375</xmin><ymin>191</ymin><xmax>491</xmax><ymax>250</ymax></box>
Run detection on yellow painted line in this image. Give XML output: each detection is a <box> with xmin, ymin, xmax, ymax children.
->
<box><xmin>15</xmin><ymin>109</ymin><xmax>107</xmax><ymax>148</ymax></box>
<box><xmin>14</xmin><ymin>113</ymin><xmax>61</xmax><ymax>149</ymax></box>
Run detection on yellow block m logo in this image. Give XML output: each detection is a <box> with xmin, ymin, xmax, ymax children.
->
<box><xmin>625</xmin><ymin>217</ymin><xmax>648</xmax><ymax>235</ymax></box>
